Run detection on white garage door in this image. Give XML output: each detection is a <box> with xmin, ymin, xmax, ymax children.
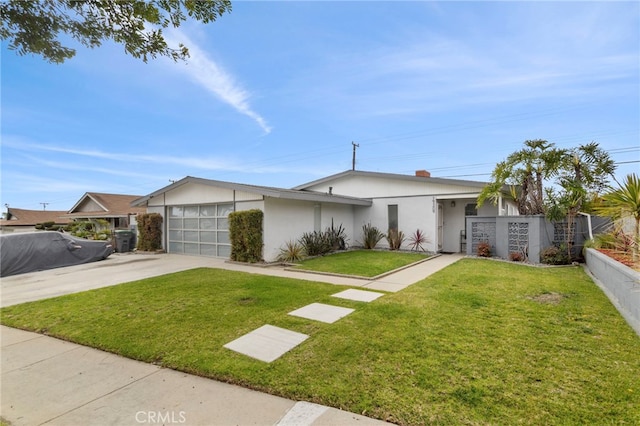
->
<box><xmin>167</xmin><ymin>204</ymin><xmax>233</xmax><ymax>257</ymax></box>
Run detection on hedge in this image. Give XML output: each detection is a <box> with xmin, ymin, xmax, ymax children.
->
<box><xmin>229</xmin><ymin>209</ymin><xmax>263</xmax><ymax>263</ymax></box>
<box><xmin>137</xmin><ymin>213</ymin><xmax>163</xmax><ymax>251</ymax></box>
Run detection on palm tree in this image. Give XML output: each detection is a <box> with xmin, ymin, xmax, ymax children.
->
<box><xmin>594</xmin><ymin>174</ymin><xmax>640</xmax><ymax>260</ymax></box>
<box><xmin>554</xmin><ymin>143</ymin><xmax>616</xmax><ymax>259</ymax></box>
<box><xmin>478</xmin><ymin>139</ymin><xmax>564</xmax><ymax>215</ymax></box>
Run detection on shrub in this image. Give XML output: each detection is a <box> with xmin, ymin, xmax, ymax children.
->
<box><xmin>408</xmin><ymin>229</ymin><xmax>429</xmax><ymax>251</ymax></box>
<box><xmin>509</xmin><ymin>252</ymin><xmax>524</xmax><ymax>262</ymax></box>
<box><xmin>540</xmin><ymin>245</ymin><xmax>571</xmax><ymax>265</ymax></box>
<box><xmin>299</xmin><ymin>231</ymin><xmax>332</xmax><ymax>256</ymax></box>
<box><xmin>361</xmin><ymin>223</ymin><xmax>385</xmax><ymax>249</ymax></box>
<box><xmin>137</xmin><ymin>213</ymin><xmax>163</xmax><ymax>251</ymax></box>
<box><xmin>229</xmin><ymin>209</ymin><xmax>263</xmax><ymax>262</ymax></box>
<box><xmin>387</xmin><ymin>229</ymin><xmax>405</xmax><ymax>250</ymax></box>
<box><xmin>477</xmin><ymin>242</ymin><xmax>491</xmax><ymax>257</ymax></box>
<box><xmin>326</xmin><ymin>221</ymin><xmax>348</xmax><ymax>251</ymax></box>
<box><xmin>277</xmin><ymin>240</ymin><xmax>306</xmax><ymax>263</ymax></box>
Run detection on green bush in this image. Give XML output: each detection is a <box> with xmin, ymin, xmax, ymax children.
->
<box><xmin>540</xmin><ymin>245</ymin><xmax>571</xmax><ymax>265</ymax></box>
<box><xmin>361</xmin><ymin>223</ymin><xmax>385</xmax><ymax>249</ymax></box>
<box><xmin>137</xmin><ymin>213</ymin><xmax>163</xmax><ymax>251</ymax></box>
<box><xmin>229</xmin><ymin>209</ymin><xmax>263</xmax><ymax>263</ymax></box>
<box><xmin>299</xmin><ymin>231</ymin><xmax>332</xmax><ymax>256</ymax></box>
<box><xmin>326</xmin><ymin>221</ymin><xmax>348</xmax><ymax>251</ymax></box>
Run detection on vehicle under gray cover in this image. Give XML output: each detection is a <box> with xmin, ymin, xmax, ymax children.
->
<box><xmin>0</xmin><ymin>231</ymin><xmax>113</xmax><ymax>277</ymax></box>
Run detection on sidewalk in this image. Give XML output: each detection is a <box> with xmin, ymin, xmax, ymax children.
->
<box><xmin>1</xmin><ymin>253</ymin><xmax>462</xmax><ymax>426</ymax></box>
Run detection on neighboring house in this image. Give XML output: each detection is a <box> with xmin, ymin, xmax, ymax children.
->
<box><xmin>132</xmin><ymin>170</ymin><xmax>516</xmax><ymax>262</ymax></box>
<box><xmin>0</xmin><ymin>208</ymin><xmax>72</xmax><ymax>234</ymax></box>
<box><xmin>64</xmin><ymin>192</ymin><xmax>147</xmax><ymax>230</ymax></box>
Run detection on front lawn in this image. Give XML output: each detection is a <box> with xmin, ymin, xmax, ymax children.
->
<box><xmin>2</xmin><ymin>260</ymin><xmax>639</xmax><ymax>425</ymax></box>
<box><xmin>292</xmin><ymin>249</ymin><xmax>429</xmax><ymax>277</ymax></box>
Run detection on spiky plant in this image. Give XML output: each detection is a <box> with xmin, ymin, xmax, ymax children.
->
<box><xmin>361</xmin><ymin>223</ymin><xmax>385</xmax><ymax>249</ymax></box>
<box><xmin>326</xmin><ymin>220</ymin><xmax>348</xmax><ymax>251</ymax></box>
<box><xmin>277</xmin><ymin>240</ymin><xmax>306</xmax><ymax>263</ymax></box>
<box><xmin>408</xmin><ymin>229</ymin><xmax>429</xmax><ymax>252</ymax></box>
<box><xmin>594</xmin><ymin>173</ymin><xmax>640</xmax><ymax>260</ymax></box>
<box><xmin>386</xmin><ymin>229</ymin><xmax>405</xmax><ymax>250</ymax></box>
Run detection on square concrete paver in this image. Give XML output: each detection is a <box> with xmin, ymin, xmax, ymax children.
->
<box><xmin>223</xmin><ymin>325</ymin><xmax>309</xmax><ymax>363</ymax></box>
<box><xmin>288</xmin><ymin>303</ymin><xmax>355</xmax><ymax>324</ymax></box>
<box><xmin>332</xmin><ymin>289</ymin><xmax>385</xmax><ymax>303</ymax></box>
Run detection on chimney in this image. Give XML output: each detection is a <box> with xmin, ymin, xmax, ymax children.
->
<box><xmin>415</xmin><ymin>170</ymin><xmax>431</xmax><ymax>178</ymax></box>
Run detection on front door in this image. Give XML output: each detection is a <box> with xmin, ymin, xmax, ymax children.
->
<box><xmin>437</xmin><ymin>203</ymin><xmax>444</xmax><ymax>252</ymax></box>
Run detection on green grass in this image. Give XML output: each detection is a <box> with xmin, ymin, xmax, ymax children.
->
<box><xmin>2</xmin><ymin>260</ymin><xmax>639</xmax><ymax>425</ymax></box>
<box><xmin>293</xmin><ymin>249</ymin><xmax>429</xmax><ymax>277</ymax></box>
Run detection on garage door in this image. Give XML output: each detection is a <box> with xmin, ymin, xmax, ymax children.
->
<box><xmin>167</xmin><ymin>204</ymin><xmax>233</xmax><ymax>257</ymax></box>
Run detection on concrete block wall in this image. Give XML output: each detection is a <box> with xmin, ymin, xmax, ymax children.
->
<box><xmin>585</xmin><ymin>248</ymin><xmax>640</xmax><ymax>337</ymax></box>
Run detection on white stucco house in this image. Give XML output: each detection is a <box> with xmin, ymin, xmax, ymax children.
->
<box><xmin>132</xmin><ymin>170</ymin><xmax>516</xmax><ymax>262</ymax></box>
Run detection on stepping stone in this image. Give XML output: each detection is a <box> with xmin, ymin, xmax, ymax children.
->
<box><xmin>288</xmin><ymin>303</ymin><xmax>354</xmax><ymax>324</ymax></box>
<box><xmin>223</xmin><ymin>325</ymin><xmax>308</xmax><ymax>363</ymax></box>
<box><xmin>332</xmin><ymin>289</ymin><xmax>384</xmax><ymax>302</ymax></box>
<box><xmin>276</xmin><ymin>401</ymin><xmax>328</xmax><ymax>426</ymax></box>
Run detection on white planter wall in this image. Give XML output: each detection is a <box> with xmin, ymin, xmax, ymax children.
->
<box><xmin>585</xmin><ymin>248</ymin><xmax>640</xmax><ymax>337</ymax></box>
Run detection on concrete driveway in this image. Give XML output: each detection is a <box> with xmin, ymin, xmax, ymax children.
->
<box><xmin>0</xmin><ymin>253</ymin><xmax>218</xmax><ymax>308</ymax></box>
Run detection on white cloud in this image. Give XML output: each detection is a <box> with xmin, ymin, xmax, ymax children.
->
<box><xmin>165</xmin><ymin>30</ymin><xmax>272</xmax><ymax>134</ymax></box>
<box><xmin>2</xmin><ymin>137</ymin><xmax>318</xmax><ymax>175</ymax></box>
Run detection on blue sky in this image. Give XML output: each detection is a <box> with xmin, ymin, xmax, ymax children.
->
<box><xmin>2</xmin><ymin>1</ymin><xmax>639</xmax><ymax>212</ymax></box>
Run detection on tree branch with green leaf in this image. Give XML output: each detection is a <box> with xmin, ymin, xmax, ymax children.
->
<box><xmin>477</xmin><ymin>139</ymin><xmax>564</xmax><ymax>215</ymax></box>
<box><xmin>0</xmin><ymin>0</ymin><xmax>232</xmax><ymax>64</ymax></box>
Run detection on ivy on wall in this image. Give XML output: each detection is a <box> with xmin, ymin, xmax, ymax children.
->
<box><xmin>229</xmin><ymin>209</ymin><xmax>263</xmax><ymax>263</ymax></box>
<box><xmin>137</xmin><ymin>213</ymin><xmax>163</xmax><ymax>251</ymax></box>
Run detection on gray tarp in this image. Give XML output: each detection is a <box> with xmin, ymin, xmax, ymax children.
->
<box><xmin>0</xmin><ymin>231</ymin><xmax>113</xmax><ymax>277</ymax></box>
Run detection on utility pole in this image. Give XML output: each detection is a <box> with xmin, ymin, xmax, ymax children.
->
<box><xmin>40</xmin><ymin>202</ymin><xmax>49</xmax><ymax>211</ymax></box>
<box><xmin>351</xmin><ymin>141</ymin><xmax>359</xmax><ymax>171</ymax></box>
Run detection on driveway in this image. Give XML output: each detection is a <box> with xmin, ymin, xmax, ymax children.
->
<box><xmin>0</xmin><ymin>253</ymin><xmax>216</xmax><ymax>308</ymax></box>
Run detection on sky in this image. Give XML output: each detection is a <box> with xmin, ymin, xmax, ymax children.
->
<box><xmin>1</xmin><ymin>1</ymin><xmax>639</xmax><ymax>212</ymax></box>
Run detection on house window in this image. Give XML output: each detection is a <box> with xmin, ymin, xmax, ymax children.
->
<box><xmin>388</xmin><ymin>204</ymin><xmax>398</xmax><ymax>231</ymax></box>
<box><xmin>465</xmin><ymin>203</ymin><xmax>478</xmax><ymax>216</ymax></box>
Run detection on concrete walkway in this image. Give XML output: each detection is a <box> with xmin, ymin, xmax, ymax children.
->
<box><xmin>1</xmin><ymin>253</ymin><xmax>462</xmax><ymax>426</ymax></box>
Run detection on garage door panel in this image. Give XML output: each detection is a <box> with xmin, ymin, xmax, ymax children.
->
<box><xmin>168</xmin><ymin>204</ymin><xmax>232</xmax><ymax>258</ymax></box>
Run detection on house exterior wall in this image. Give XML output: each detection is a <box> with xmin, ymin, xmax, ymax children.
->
<box><xmin>262</xmin><ymin>198</ymin><xmax>354</xmax><ymax>262</ymax></box>
<box><xmin>304</xmin><ymin>174</ymin><xmax>496</xmax><ymax>253</ymax></box>
<box><xmin>150</xmin><ymin>182</ymin><xmax>258</xmax><ymax>206</ymax></box>
<box><xmin>0</xmin><ymin>225</ymin><xmax>38</xmax><ymax>234</ymax></box>
<box><xmin>304</xmin><ymin>174</ymin><xmax>483</xmax><ymax>199</ymax></box>
<box><xmin>353</xmin><ymin>196</ymin><xmax>435</xmax><ymax>251</ymax></box>
<box><xmin>76</xmin><ymin>198</ymin><xmax>103</xmax><ymax>212</ymax></box>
